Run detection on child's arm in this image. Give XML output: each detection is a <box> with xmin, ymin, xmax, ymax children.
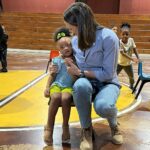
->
<box><xmin>44</xmin><ymin>62</ymin><xmax>57</xmax><ymax>98</ymax></box>
<box><xmin>131</xmin><ymin>38</ymin><xmax>140</xmax><ymax>63</ymax></box>
<box><xmin>120</xmin><ymin>50</ymin><xmax>139</xmax><ymax>63</ymax></box>
<box><xmin>44</xmin><ymin>74</ymin><xmax>55</xmax><ymax>98</ymax></box>
<box><xmin>65</xmin><ymin>56</ymin><xmax>79</xmax><ymax>82</ymax></box>
<box><xmin>133</xmin><ymin>47</ymin><xmax>140</xmax><ymax>60</ymax></box>
<box><xmin>120</xmin><ymin>50</ymin><xmax>133</xmax><ymax>60</ymax></box>
<box><xmin>120</xmin><ymin>47</ymin><xmax>139</xmax><ymax>63</ymax></box>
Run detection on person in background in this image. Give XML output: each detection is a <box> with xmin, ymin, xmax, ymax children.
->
<box><xmin>0</xmin><ymin>0</ymin><xmax>3</xmax><ymax>12</ymax></box>
<box><xmin>44</xmin><ymin>27</ymin><xmax>75</xmax><ymax>145</ymax></box>
<box><xmin>0</xmin><ymin>24</ymin><xmax>8</xmax><ymax>72</ymax></box>
<box><xmin>117</xmin><ymin>23</ymin><xmax>140</xmax><ymax>89</ymax></box>
<box><xmin>111</xmin><ymin>25</ymin><xmax>118</xmax><ymax>34</ymax></box>
<box><xmin>64</xmin><ymin>2</ymin><xmax>123</xmax><ymax>150</ymax></box>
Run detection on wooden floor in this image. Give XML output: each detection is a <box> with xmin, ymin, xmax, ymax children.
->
<box><xmin>0</xmin><ymin>49</ymin><xmax>150</xmax><ymax>150</ymax></box>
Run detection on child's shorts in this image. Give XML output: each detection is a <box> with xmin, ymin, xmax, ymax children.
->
<box><xmin>50</xmin><ymin>84</ymin><xmax>73</xmax><ymax>95</ymax></box>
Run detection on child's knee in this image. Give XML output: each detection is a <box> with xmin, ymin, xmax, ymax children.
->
<box><xmin>50</xmin><ymin>94</ymin><xmax>61</xmax><ymax>104</ymax></box>
<box><xmin>61</xmin><ymin>95</ymin><xmax>72</xmax><ymax>105</ymax></box>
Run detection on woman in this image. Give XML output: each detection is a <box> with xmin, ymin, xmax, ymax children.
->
<box><xmin>63</xmin><ymin>2</ymin><xmax>123</xmax><ymax>149</ymax></box>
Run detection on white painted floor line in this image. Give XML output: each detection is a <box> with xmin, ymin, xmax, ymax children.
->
<box><xmin>0</xmin><ymin>94</ymin><xmax>141</xmax><ymax>131</ymax></box>
<box><xmin>0</xmin><ymin>80</ymin><xmax>141</xmax><ymax>131</ymax></box>
<box><xmin>8</xmin><ymin>48</ymin><xmax>50</xmax><ymax>53</ymax></box>
<box><xmin>70</xmin><ymin>95</ymin><xmax>141</xmax><ymax>126</ymax></box>
<box><xmin>0</xmin><ymin>73</ymin><xmax>48</xmax><ymax>107</ymax></box>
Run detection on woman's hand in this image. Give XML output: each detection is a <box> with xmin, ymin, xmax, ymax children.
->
<box><xmin>65</xmin><ymin>58</ymin><xmax>80</xmax><ymax>76</ymax></box>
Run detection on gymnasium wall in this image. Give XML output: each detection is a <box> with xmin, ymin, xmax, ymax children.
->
<box><xmin>87</xmin><ymin>0</ymin><xmax>120</xmax><ymax>14</ymax></box>
<box><xmin>2</xmin><ymin>0</ymin><xmax>120</xmax><ymax>14</ymax></box>
<box><xmin>2</xmin><ymin>0</ymin><xmax>150</xmax><ymax>14</ymax></box>
<box><xmin>2</xmin><ymin>0</ymin><xmax>74</xmax><ymax>13</ymax></box>
<box><xmin>119</xmin><ymin>0</ymin><xmax>150</xmax><ymax>14</ymax></box>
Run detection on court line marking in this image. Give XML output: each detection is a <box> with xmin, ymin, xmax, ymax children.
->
<box><xmin>0</xmin><ymin>73</ymin><xmax>48</xmax><ymax>107</ymax></box>
<box><xmin>0</xmin><ymin>72</ymin><xmax>45</xmax><ymax>102</ymax></box>
<box><xmin>0</xmin><ymin>48</ymin><xmax>145</xmax><ymax>131</ymax></box>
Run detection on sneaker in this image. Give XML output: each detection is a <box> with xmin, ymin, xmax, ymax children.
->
<box><xmin>44</xmin><ymin>126</ymin><xmax>53</xmax><ymax>146</ymax></box>
<box><xmin>80</xmin><ymin>126</ymin><xmax>93</xmax><ymax>150</ymax></box>
<box><xmin>111</xmin><ymin>125</ymin><xmax>123</xmax><ymax>145</ymax></box>
<box><xmin>0</xmin><ymin>68</ymin><xmax>8</xmax><ymax>72</ymax></box>
<box><xmin>62</xmin><ymin>125</ymin><xmax>70</xmax><ymax>143</ymax></box>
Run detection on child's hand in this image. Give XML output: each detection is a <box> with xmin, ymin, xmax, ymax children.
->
<box><xmin>49</xmin><ymin>63</ymin><xmax>58</xmax><ymax>75</ymax></box>
<box><xmin>138</xmin><ymin>58</ymin><xmax>142</xmax><ymax>62</ymax></box>
<box><xmin>132</xmin><ymin>58</ymin><xmax>139</xmax><ymax>63</ymax></box>
<box><xmin>44</xmin><ymin>88</ymin><xmax>50</xmax><ymax>98</ymax></box>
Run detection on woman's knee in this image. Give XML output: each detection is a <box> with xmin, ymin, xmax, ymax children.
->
<box><xmin>94</xmin><ymin>101</ymin><xmax>117</xmax><ymax>118</ymax></box>
<box><xmin>73</xmin><ymin>78</ymin><xmax>92</xmax><ymax>93</ymax></box>
<box><xmin>73</xmin><ymin>78</ymin><xmax>93</xmax><ymax>106</ymax></box>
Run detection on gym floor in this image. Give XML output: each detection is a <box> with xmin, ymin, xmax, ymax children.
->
<box><xmin>0</xmin><ymin>49</ymin><xmax>150</xmax><ymax>150</ymax></box>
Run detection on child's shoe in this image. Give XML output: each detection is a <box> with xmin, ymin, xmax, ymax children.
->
<box><xmin>44</xmin><ymin>126</ymin><xmax>53</xmax><ymax>145</ymax></box>
<box><xmin>62</xmin><ymin>125</ymin><xmax>70</xmax><ymax>143</ymax></box>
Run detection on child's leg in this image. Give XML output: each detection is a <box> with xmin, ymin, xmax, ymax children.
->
<box><xmin>61</xmin><ymin>92</ymin><xmax>72</xmax><ymax>141</ymax></box>
<box><xmin>2</xmin><ymin>50</ymin><xmax>7</xmax><ymax>69</ymax></box>
<box><xmin>47</xmin><ymin>93</ymin><xmax>61</xmax><ymax>128</ymax></box>
<box><xmin>124</xmin><ymin>65</ymin><xmax>134</xmax><ymax>89</ymax></box>
<box><xmin>0</xmin><ymin>50</ymin><xmax>7</xmax><ymax>72</ymax></box>
<box><xmin>117</xmin><ymin>64</ymin><xmax>123</xmax><ymax>75</ymax></box>
<box><xmin>61</xmin><ymin>92</ymin><xmax>72</xmax><ymax>126</ymax></box>
<box><xmin>44</xmin><ymin>93</ymin><xmax>61</xmax><ymax>145</ymax></box>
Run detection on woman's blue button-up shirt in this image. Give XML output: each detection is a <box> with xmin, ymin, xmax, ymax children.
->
<box><xmin>72</xmin><ymin>28</ymin><xmax>120</xmax><ymax>86</ymax></box>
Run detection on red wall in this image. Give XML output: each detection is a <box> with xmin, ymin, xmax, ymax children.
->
<box><xmin>2</xmin><ymin>0</ymin><xmax>74</xmax><ymax>13</ymax></box>
<box><xmin>3</xmin><ymin>0</ymin><xmax>150</xmax><ymax>14</ymax></box>
<box><xmin>2</xmin><ymin>0</ymin><xmax>120</xmax><ymax>14</ymax></box>
<box><xmin>119</xmin><ymin>0</ymin><xmax>150</xmax><ymax>14</ymax></box>
<box><xmin>87</xmin><ymin>0</ymin><xmax>120</xmax><ymax>14</ymax></box>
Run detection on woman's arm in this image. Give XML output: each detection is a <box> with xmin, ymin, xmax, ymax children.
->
<box><xmin>92</xmin><ymin>34</ymin><xmax>119</xmax><ymax>82</ymax></box>
<box><xmin>65</xmin><ymin>58</ymin><xmax>96</xmax><ymax>79</ymax></box>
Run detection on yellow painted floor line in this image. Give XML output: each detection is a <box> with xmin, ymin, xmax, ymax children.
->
<box><xmin>0</xmin><ymin>73</ymin><xmax>139</xmax><ymax>129</ymax></box>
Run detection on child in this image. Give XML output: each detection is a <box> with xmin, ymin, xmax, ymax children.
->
<box><xmin>44</xmin><ymin>27</ymin><xmax>75</xmax><ymax>145</ymax></box>
<box><xmin>117</xmin><ymin>23</ymin><xmax>140</xmax><ymax>89</ymax></box>
<box><xmin>0</xmin><ymin>24</ymin><xmax>8</xmax><ymax>72</ymax></box>
<box><xmin>111</xmin><ymin>25</ymin><xmax>118</xmax><ymax>34</ymax></box>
